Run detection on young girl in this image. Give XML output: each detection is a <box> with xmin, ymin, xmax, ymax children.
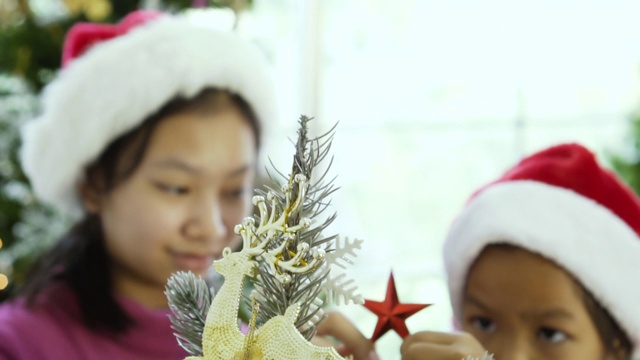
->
<box><xmin>401</xmin><ymin>143</ymin><xmax>640</xmax><ymax>359</ymax></box>
<box><xmin>0</xmin><ymin>10</ymin><xmax>376</xmax><ymax>360</ymax></box>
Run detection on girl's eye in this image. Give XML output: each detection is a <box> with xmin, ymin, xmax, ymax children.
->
<box><xmin>471</xmin><ymin>317</ymin><xmax>496</xmax><ymax>333</ymax></box>
<box><xmin>538</xmin><ymin>327</ymin><xmax>568</xmax><ymax>344</ymax></box>
<box><xmin>223</xmin><ymin>188</ymin><xmax>246</xmax><ymax>200</ymax></box>
<box><xmin>157</xmin><ymin>183</ymin><xmax>189</xmax><ymax>195</ymax></box>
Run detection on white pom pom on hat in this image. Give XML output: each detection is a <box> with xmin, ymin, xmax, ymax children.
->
<box><xmin>20</xmin><ymin>10</ymin><xmax>277</xmax><ymax>218</ymax></box>
<box><xmin>443</xmin><ymin>143</ymin><xmax>640</xmax><ymax>357</ymax></box>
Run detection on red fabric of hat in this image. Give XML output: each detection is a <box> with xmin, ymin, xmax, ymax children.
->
<box><xmin>482</xmin><ymin>143</ymin><xmax>640</xmax><ymax>236</ymax></box>
<box><xmin>62</xmin><ymin>10</ymin><xmax>163</xmax><ymax>67</ymax></box>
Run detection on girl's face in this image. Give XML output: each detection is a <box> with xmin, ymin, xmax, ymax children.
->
<box><xmin>461</xmin><ymin>246</ymin><xmax>614</xmax><ymax>360</ymax></box>
<box><xmin>86</xmin><ymin>106</ymin><xmax>256</xmax><ymax>308</ymax></box>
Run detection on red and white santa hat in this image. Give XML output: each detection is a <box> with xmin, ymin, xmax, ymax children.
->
<box><xmin>20</xmin><ymin>9</ymin><xmax>276</xmax><ymax>218</ymax></box>
<box><xmin>443</xmin><ymin>143</ymin><xmax>640</xmax><ymax>356</ymax></box>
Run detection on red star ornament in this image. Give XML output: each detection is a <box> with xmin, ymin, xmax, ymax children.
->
<box><xmin>363</xmin><ymin>272</ymin><xmax>431</xmax><ymax>342</ymax></box>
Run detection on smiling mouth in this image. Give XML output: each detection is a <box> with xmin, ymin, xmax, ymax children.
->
<box><xmin>170</xmin><ymin>252</ymin><xmax>214</xmax><ymax>273</ymax></box>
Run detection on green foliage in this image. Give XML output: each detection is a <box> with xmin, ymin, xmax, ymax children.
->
<box><xmin>610</xmin><ymin>112</ymin><xmax>640</xmax><ymax>195</ymax></box>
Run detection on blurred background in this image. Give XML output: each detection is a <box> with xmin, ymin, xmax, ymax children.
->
<box><xmin>3</xmin><ymin>0</ymin><xmax>640</xmax><ymax>357</ymax></box>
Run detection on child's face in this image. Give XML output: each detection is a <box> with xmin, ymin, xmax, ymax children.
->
<box><xmin>90</xmin><ymin>107</ymin><xmax>256</xmax><ymax>307</ymax></box>
<box><xmin>461</xmin><ymin>245</ymin><xmax>611</xmax><ymax>360</ymax></box>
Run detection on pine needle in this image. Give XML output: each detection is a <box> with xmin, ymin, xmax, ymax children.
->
<box><xmin>165</xmin><ymin>271</ymin><xmax>213</xmax><ymax>356</ymax></box>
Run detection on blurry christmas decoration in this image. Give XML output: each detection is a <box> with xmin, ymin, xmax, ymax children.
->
<box><xmin>166</xmin><ymin>116</ymin><xmax>364</xmax><ymax>359</ymax></box>
<box><xmin>64</xmin><ymin>0</ymin><xmax>113</xmax><ymax>21</ymax></box>
<box><xmin>0</xmin><ymin>75</ymin><xmax>70</xmax><ymax>301</ymax></box>
<box><xmin>0</xmin><ymin>238</ymin><xmax>6</xmax><ymax>290</ymax></box>
<box><xmin>0</xmin><ymin>0</ymin><xmax>253</xmax><ymax>92</ymax></box>
<box><xmin>363</xmin><ymin>272</ymin><xmax>430</xmax><ymax>342</ymax></box>
<box><xmin>192</xmin><ymin>0</ymin><xmax>250</xmax><ymax>13</ymax></box>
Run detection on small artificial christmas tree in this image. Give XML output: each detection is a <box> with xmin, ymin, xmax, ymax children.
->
<box><xmin>166</xmin><ymin>116</ymin><xmax>365</xmax><ymax>359</ymax></box>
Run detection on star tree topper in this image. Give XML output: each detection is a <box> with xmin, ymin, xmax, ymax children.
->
<box><xmin>363</xmin><ymin>272</ymin><xmax>431</xmax><ymax>342</ymax></box>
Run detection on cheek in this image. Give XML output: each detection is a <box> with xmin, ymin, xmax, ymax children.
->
<box><xmin>102</xmin><ymin>187</ymin><xmax>185</xmax><ymax>253</ymax></box>
<box><xmin>219</xmin><ymin>194</ymin><xmax>253</xmax><ymax>250</ymax></box>
<box><xmin>223</xmin><ymin>193</ymin><xmax>253</xmax><ymax>223</ymax></box>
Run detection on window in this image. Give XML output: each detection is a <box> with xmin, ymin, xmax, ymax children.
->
<box><xmin>240</xmin><ymin>1</ymin><xmax>640</xmax><ymax>356</ymax></box>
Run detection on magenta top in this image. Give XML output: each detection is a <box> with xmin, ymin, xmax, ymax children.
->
<box><xmin>0</xmin><ymin>282</ymin><xmax>189</xmax><ymax>359</ymax></box>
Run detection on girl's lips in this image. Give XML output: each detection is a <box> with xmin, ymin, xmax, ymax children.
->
<box><xmin>171</xmin><ymin>252</ymin><xmax>214</xmax><ymax>273</ymax></box>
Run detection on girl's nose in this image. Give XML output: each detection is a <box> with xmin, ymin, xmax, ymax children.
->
<box><xmin>493</xmin><ymin>341</ymin><xmax>535</xmax><ymax>360</ymax></box>
<box><xmin>184</xmin><ymin>198</ymin><xmax>227</xmax><ymax>243</ymax></box>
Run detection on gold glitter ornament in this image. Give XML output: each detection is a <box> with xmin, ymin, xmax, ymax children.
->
<box><xmin>182</xmin><ymin>243</ymin><xmax>343</xmax><ymax>359</ymax></box>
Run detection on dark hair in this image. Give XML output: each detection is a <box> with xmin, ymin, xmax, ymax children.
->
<box><xmin>580</xmin><ymin>286</ymin><xmax>632</xmax><ymax>359</ymax></box>
<box><xmin>20</xmin><ymin>88</ymin><xmax>260</xmax><ymax>333</ymax></box>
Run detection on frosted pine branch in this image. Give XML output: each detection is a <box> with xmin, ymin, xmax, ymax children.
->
<box><xmin>165</xmin><ymin>271</ymin><xmax>213</xmax><ymax>356</ymax></box>
<box><xmin>251</xmin><ymin>116</ymin><xmax>340</xmax><ymax>340</ymax></box>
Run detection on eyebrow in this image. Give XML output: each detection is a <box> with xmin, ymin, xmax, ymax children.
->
<box><xmin>464</xmin><ymin>295</ymin><xmax>493</xmax><ymax>313</ymax></box>
<box><xmin>465</xmin><ymin>295</ymin><xmax>576</xmax><ymax>321</ymax></box>
<box><xmin>529</xmin><ymin>309</ymin><xmax>575</xmax><ymax>321</ymax></box>
<box><xmin>150</xmin><ymin>158</ymin><xmax>252</xmax><ymax>178</ymax></box>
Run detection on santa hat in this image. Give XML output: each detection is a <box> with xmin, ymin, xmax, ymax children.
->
<box><xmin>20</xmin><ymin>9</ymin><xmax>276</xmax><ymax>218</ymax></box>
<box><xmin>443</xmin><ymin>143</ymin><xmax>640</xmax><ymax>357</ymax></box>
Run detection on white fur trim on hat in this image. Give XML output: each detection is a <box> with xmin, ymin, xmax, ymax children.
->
<box><xmin>20</xmin><ymin>14</ymin><xmax>276</xmax><ymax>218</ymax></box>
<box><xmin>444</xmin><ymin>180</ymin><xmax>640</xmax><ymax>357</ymax></box>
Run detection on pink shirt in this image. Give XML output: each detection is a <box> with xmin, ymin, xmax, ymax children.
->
<box><xmin>0</xmin><ymin>283</ymin><xmax>189</xmax><ymax>359</ymax></box>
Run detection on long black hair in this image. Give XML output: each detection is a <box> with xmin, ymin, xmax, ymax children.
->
<box><xmin>19</xmin><ymin>88</ymin><xmax>260</xmax><ymax>333</ymax></box>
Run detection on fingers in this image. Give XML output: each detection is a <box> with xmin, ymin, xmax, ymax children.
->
<box><xmin>310</xmin><ymin>335</ymin><xmax>338</xmax><ymax>348</ymax></box>
<box><xmin>401</xmin><ymin>342</ymin><xmax>467</xmax><ymax>360</ymax></box>
<box><xmin>401</xmin><ymin>331</ymin><xmax>486</xmax><ymax>360</ymax></box>
<box><xmin>401</xmin><ymin>330</ymin><xmax>462</xmax><ymax>351</ymax></box>
<box><xmin>316</xmin><ymin>311</ymin><xmax>379</xmax><ymax>360</ymax></box>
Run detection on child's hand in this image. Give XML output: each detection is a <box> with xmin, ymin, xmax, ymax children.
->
<box><xmin>312</xmin><ymin>311</ymin><xmax>380</xmax><ymax>360</ymax></box>
<box><xmin>400</xmin><ymin>331</ymin><xmax>486</xmax><ymax>360</ymax></box>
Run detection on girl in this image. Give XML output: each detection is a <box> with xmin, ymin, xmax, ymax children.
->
<box><xmin>401</xmin><ymin>143</ymin><xmax>640</xmax><ymax>359</ymax></box>
<box><xmin>0</xmin><ymin>10</ymin><xmax>376</xmax><ymax>360</ymax></box>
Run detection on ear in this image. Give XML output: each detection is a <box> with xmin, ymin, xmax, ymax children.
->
<box><xmin>603</xmin><ymin>340</ymin><xmax>627</xmax><ymax>360</ymax></box>
<box><xmin>78</xmin><ymin>171</ymin><xmax>103</xmax><ymax>214</ymax></box>
<box><xmin>78</xmin><ymin>180</ymin><xmax>102</xmax><ymax>214</ymax></box>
